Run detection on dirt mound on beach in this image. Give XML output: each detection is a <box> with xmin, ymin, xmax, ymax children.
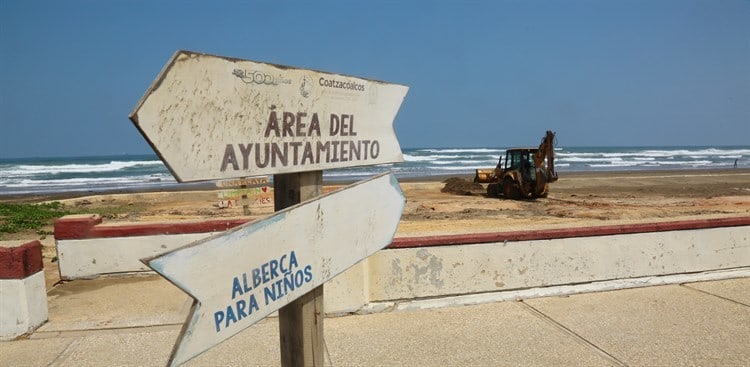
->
<box><xmin>441</xmin><ymin>177</ymin><xmax>485</xmax><ymax>196</ymax></box>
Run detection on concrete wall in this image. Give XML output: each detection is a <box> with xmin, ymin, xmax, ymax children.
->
<box><xmin>57</xmin><ymin>233</ymin><xmax>219</xmax><ymax>279</ymax></box>
<box><xmin>0</xmin><ymin>240</ymin><xmax>48</xmax><ymax>340</ymax></box>
<box><xmin>54</xmin><ymin>215</ymin><xmax>750</xmax><ymax>315</ymax></box>
<box><xmin>54</xmin><ymin>214</ymin><xmax>248</xmax><ymax>280</ymax></box>
<box><xmin>367</xmin><ymin>226</ymin><xmax>749</xmax><ymax>302</ymax></box>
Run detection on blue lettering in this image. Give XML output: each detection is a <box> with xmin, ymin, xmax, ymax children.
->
<box><xmin>304</xmin><ymin>265</ymin><xmax>313</xmax><ymax>282</ymax></box>
<box><xmin>283</xmin><ymin>272</ymin><xmax>296</xmax><ymax>292</ymax></box>
<box><xmin>274</xmin><ymin>279</ymin><xmax>285</xmax><ymax>298</ymax></box>
<box><xmin>264</xmin><ymin>284</ymin><xmax>277</xmax><ymax>305</ymax></box>
<box><xmin>252</xmin><ymin>268</ymin><xmax>262</xmax><ymax>287</ymax></box>
<box><xmin>270</xmin><ymin>259</ymin><xmax>279</xmax><ymax>279</ymax></box>
<box><xmin>225</xmin><ymin>305</ymin><xmax>237</xmax><ymax>329</ymax></box>
<box><xmin>295</xmin><ymin>270</ymin><xmax>304</xmax><ymax>287</ymax></box>
<box><xmin>289</xmin><ymin>251</ymin><xmax>299</xmax><ymax>269</ymax></box>
<box><xmin>214</xmin><ymin>295</ymin><xmax>260</xmax><ymax>333</ymax></box>
<box><xmin>249</xmin><ymin>294</ymin><xmax>259</xmax><ymax>313</ymax></box>
<box><xmin>231</xmin><ymin>277</ymin><xmax>243</xmax><ymax>299</ymax></box>
<box><xmin>236</xmin><ymin>299</ymin><xmax>247</xmax><ymax>320</ymax></box>
<box><xmin>214</xmin><ymin>311</ymin><xmax>224</xmax><ymax>332</ymax></box>
<box><xmin>262</xmin><ymin>263</ymin><xmax>270</xmax><ymax>283</ymax></box>
<box><xmin>279</xmin><ymin>254</ymin><xmax>288</xmax><ymax>273</ymax></box>
<box><xmin>242</xmin><ymin>273</ymin><xmax>252</xmax><ymax>292</ymax></box>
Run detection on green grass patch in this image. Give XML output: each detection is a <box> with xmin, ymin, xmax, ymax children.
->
<box><xmin>0</xmin><ymin>200</ymin><xmax>151</xmax><ymax>240</ymax></box>
<box><xmin>0</xmin><ymin>202</ymin><xmax>72</xmax><ymax>236</ymax></box>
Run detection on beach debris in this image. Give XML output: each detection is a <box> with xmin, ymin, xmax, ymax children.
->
<box><xmin>441</xmin><ymin>177</ymin><xmax>484</xmax><ymax>196</ymax></box>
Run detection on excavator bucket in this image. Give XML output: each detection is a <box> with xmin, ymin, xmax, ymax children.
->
<box><xmin>474</xmin><ymin>169</ymin><xmax>496</xmax><ymax>183</ymax></box>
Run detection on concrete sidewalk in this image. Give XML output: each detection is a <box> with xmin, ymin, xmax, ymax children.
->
<box><xmin>1</xmin><ymin>276</ymin><xmax>748</xmax><ymax>366</ymax></box>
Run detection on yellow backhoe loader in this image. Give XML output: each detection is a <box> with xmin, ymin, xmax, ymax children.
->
<box><xmin>474</xmin><ymin>130</ymin><xmax>558</xmax><ymax>199</ymax></box>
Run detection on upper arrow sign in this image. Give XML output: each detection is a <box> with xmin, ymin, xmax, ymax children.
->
<box><xmin>130</xmin><ymin>50</ymin><xmax>409</xmax><ymax>182</ymax></box>
<box><xmin>143</xmin><ymin>172</ymin><xmax>405</xmax><ymax>366</ymax></box>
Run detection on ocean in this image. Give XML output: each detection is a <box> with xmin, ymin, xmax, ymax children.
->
<box><xmin>1</xmin><ymin>146</ymin><xmax>748</xmax><ymax>197</ymax></box>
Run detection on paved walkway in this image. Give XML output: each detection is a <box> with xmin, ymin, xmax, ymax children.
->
<box><xmin>2</xmin><ymin>276</ymin><xmax>749</xmax><ymax>366</ymax></box>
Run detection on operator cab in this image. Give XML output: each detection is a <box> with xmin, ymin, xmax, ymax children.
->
<box><xmin>505</xmin><ymin>148</ymin><xmax>537</xmax><ymax>181</ymax></box>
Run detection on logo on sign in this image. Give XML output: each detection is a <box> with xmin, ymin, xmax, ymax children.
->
<box><xmin>300</xmin><ymin>75</ymin><xmax>313</xmax><ymax>98</ymax></box>
<box><xmin>232</xmin><ymin>69</ymin><xmax>291</xmax><ymax>85</ymax></box>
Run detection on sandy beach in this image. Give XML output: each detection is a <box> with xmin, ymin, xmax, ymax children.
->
<box><xmin>4</xmin><ymin>168</ymin><xmax>749</xmax><ymax>289</ymax></box>
<box><xmin>36</xmin><ymin>168</ymin><xmax>750</xmax><ymax>237</ymax></box>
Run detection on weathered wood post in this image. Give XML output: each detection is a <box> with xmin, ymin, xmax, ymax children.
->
<box><xmin>275</xmin><ymin>171</ymin><xmax>325</xmax><ymax>366</ymax></box>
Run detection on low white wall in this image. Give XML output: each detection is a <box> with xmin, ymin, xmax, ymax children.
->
<box><xmin>57</xmin><ymin>233</ymin><xmax>218</xmax><ymax>280</ymax></box>
<box><xmin>0</xmin><ymin>272</ymin><xmax>48</xmax><ymax>341</ymax></box>
<box><xmin>56</xmin><ymin>223</ymin><xmax>750</xmax><ymax>315</ymax></box>
<box><xmin>366</xmin><ymin>226</ymin><xmax>750</xmax><ymax>302</ymax></box>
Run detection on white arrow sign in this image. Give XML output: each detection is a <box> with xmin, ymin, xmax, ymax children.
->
<box><xmin>143</xmin><ymin>172</ymin><xmax>405</xmax><ymax>366</ymax></box>
<box><xmin>130</xmin><ymin>50</ymin><xmax>409</xmax><ymax>182</ymax></box>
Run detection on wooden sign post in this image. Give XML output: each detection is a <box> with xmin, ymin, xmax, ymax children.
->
<box><xmin>130</xmin><ymin>50</ymin><xmax>408</xmax><ymax>366</ymax></box>
<box><xmin>274</xmin><ymin>171</ymin><xmax>324</xmax><ymax>366</ymax></box>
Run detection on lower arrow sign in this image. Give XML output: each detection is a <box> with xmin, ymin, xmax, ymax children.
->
<box><xmin>143</xmin><ymin>172</ymin><xmax>405</xmax><ymax>366</ymax></box>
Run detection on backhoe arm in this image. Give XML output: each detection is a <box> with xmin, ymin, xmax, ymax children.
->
<box><xmin>534</xmin><ymin>130</ymin><xmax>558</xmax><ymax>182</ymax></box>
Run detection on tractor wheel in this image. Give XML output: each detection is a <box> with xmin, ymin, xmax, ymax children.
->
<box><xmin>502</xmin><ymin>178</ymin><xmax>520</xmax><ymax>200</ymax></box>
<box><xmin>487</xmin><ymin>183</ymin><xmax>499</xmax><ymax>197</ymax></box>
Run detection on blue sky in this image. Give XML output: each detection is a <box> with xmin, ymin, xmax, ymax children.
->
<box><xmin>1</xmin><ymin>0</ymin><xmax>748</xmax><ymax>158</ymax></box>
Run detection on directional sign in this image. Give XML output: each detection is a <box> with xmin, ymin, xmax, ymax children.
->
<box><xmin>143</xmin><ymin>172</ymin><xmax>405</xmax><ymax>366</ymax></box>
<box><xmin>129</xmin><ymin>50</ymin><xmax>409</xmax><ymax>182</ymax></box>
